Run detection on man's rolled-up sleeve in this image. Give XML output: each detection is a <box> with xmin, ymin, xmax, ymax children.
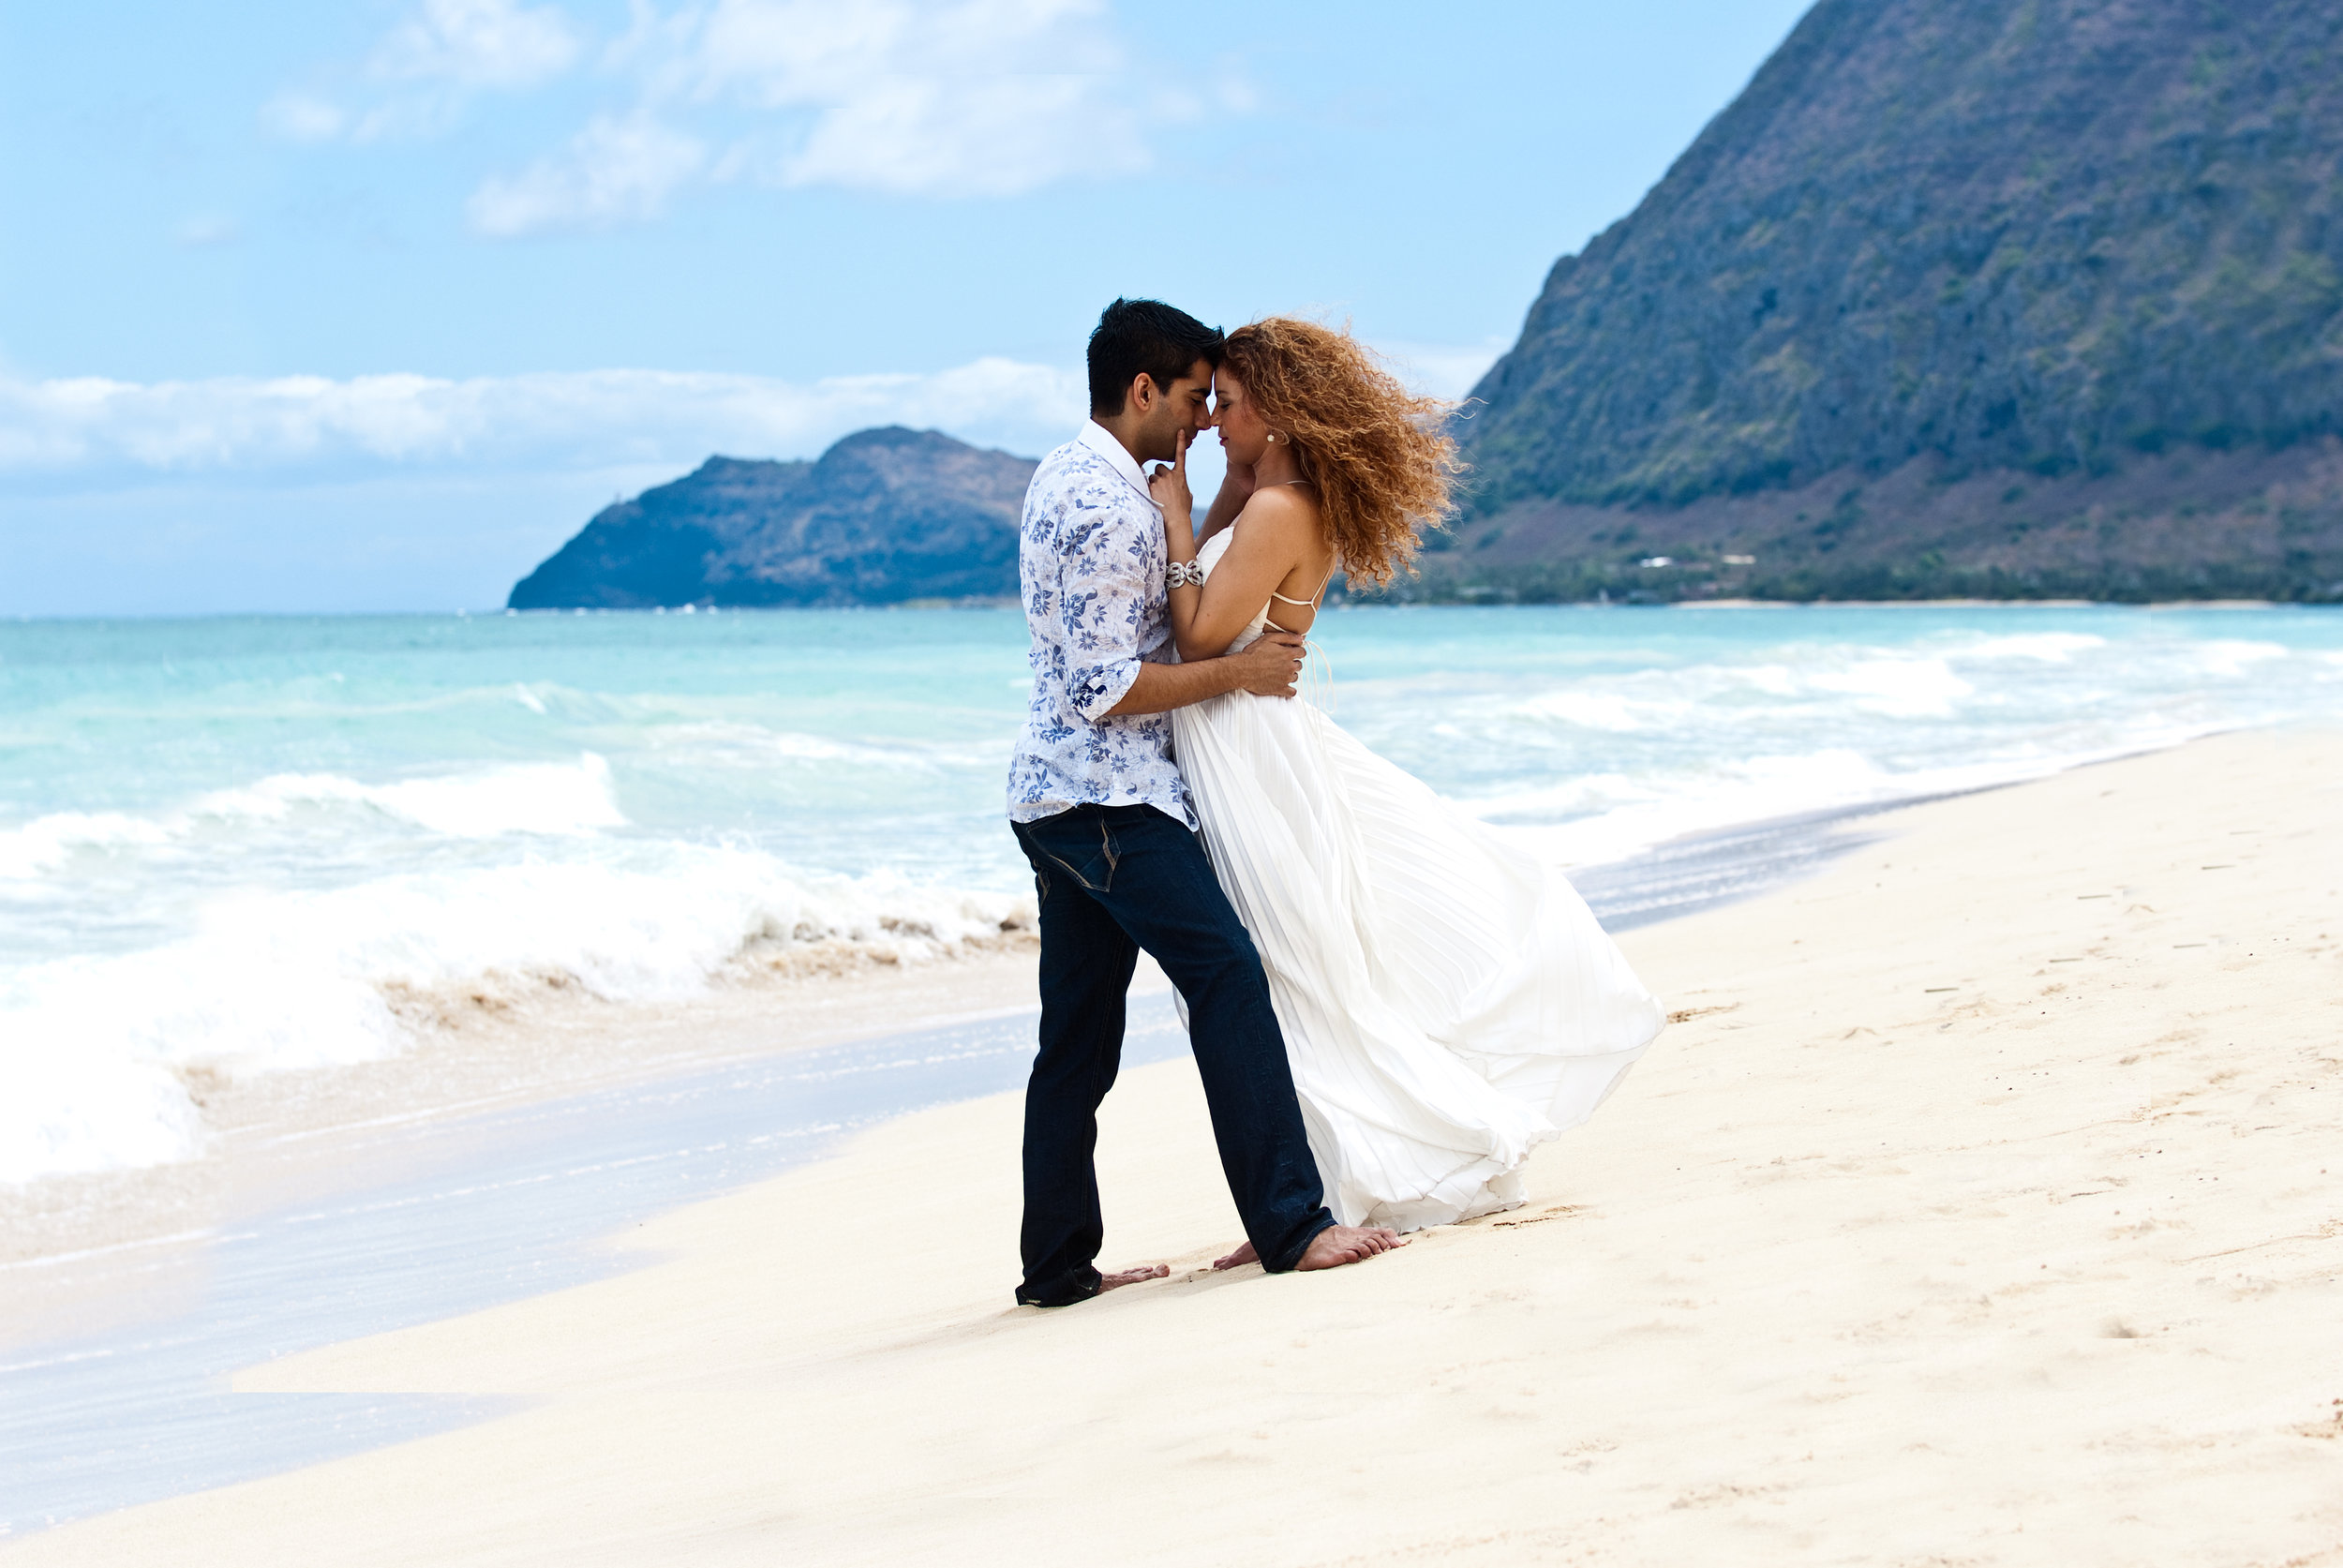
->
<box><xmin>1059</xmin><ymin>503</ymin><xmax>1151</xmax><ymax>721</ymax></box>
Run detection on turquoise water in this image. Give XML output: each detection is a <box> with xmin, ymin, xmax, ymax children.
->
<box><xmin>5</xmin><ymin>604</ymin><xmax>2341</xmax><ymax>1181</ymax></box>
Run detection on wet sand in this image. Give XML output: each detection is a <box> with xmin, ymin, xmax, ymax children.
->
<box><xmin>0</xmin><ymin>944</ymin><xmax>1076</xmax><ymax>1346</ymax></box>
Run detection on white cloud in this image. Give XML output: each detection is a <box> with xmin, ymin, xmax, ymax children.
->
<box><xmin>469</xmin><ymin>112</ymin><xmax>706</xmax><ymax>235</ymax></box>
<box><xmin>261</xmin><ymin>92</ymin><xmax>348</xmax><ymax>142</ymax></box>
<box><xmin>265</xmin><ymin>0</ymin><xmax>582</xmax><ymax>146</ymax></box>
<box><xmin>371</xmin><ymin>0</ymin><xmax>582</xmax><ymax>89</ymax></box>
<box><xmin>0</xmin><ymin>360</ymin><xmax>1086</xmax><ymax>481</ymax></box>
<box><xmin>266</xmin><ymin>0</ymin><xmax>1186</xmax><ymax>230</ymax></box>
<box><xmin>460</xmin><ymin>0</ymin><xmax>1164</xmax><ymax>234</ymax></box>
<box><xmin>688</xmin><ymin>0</ymin><xmax>1149</xmax><ymax>197</ymax></box>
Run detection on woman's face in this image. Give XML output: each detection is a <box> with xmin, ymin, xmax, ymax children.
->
<box><xmin>1212</xmin><ymin>367</ymin><xmax>1273</xmax><ymax>467</ymax></box>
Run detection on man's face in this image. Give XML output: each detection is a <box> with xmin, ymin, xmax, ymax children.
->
<box><xmin>1132</xmin><ymin>357</ymin><xmax>1216</xmax><ymax>463</ymax></box>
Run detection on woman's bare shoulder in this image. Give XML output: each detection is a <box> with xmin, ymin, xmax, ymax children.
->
<box><xmin>1234</xmin><ymin>483</ymin><xmax>1321</xmax><ymax>536</ymax></box>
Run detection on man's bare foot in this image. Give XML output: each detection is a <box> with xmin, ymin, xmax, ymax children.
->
<box><xmin>1212</xmin><ymin>1240</ymin><xmax>1260</xmax><ymax>1271</ymax></box>
<box><xmin>1295</xmin><ymin>1224</ymin><xmax>1403</xmax><ymax>1272</ymax></box>
<box><xmin>1098</xmin><ymin>1263</ymin><xmax>1170</xmax><ymax>1292</ymax></box>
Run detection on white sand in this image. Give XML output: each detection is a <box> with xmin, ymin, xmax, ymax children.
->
<box><xmin>11</xmin><ymin>727</ymin><xmax>2341</xmax><ymax>1565</ymax></box>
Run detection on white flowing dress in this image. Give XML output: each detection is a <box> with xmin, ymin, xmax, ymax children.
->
<box><xmin>1172</xmin><ymin>525</ymin><xmax>1665</xmax><ymax>1232</ymax></box>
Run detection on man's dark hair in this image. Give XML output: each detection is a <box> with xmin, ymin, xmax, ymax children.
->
<box><xmin>1086</xmin><ymin>298</ymin><xmax>1224</xmax><ymax>417</ymax></box>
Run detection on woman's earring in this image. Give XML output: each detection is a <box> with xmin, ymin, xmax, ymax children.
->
<box><xmin>1266</xmin><ymin>432</ymin><xmax>1281</xmax><ymax>444</ymax></box>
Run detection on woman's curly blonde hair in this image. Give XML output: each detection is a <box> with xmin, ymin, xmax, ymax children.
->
<box><xmin>1220</xmin><ymin>317</ymin><xmax>1462</xmax><ymax>589</ymax></box>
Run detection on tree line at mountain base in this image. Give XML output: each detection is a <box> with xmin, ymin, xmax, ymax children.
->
<box><xmin>1363</xmin><ymin>440</ymin><xmax>2343</xmax><ymax>606</ymax></box>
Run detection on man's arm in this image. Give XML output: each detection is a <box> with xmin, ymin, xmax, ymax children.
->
<box><xmin>1101</xmin><ymin>632</ymin><xmax>1307</xmax><ymax>717</ymax></box>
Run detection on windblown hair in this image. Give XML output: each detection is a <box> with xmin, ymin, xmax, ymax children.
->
<box><xmin>1219</xmin><ymin>318</ymin><xmax>1461</xmax><ymax>589</ymax></box>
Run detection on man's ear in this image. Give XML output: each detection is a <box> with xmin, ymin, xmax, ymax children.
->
<box><xmin>1127</xmin><ymin>372</ymin><xmax>1157</xmax><ymax>415</ymax></box>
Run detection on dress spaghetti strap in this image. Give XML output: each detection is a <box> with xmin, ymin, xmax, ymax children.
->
<box><xmin>1269</xmin><ymin>567</ymin><xmax>1336</xmax><ymax>607</ymax></box>
<box><xmin>1269</xmin><ymin>562</ymin><xmax>1338</xmax><ymax>608</ymax></box>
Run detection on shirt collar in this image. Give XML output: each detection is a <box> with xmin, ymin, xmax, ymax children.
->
<box><xmin>1078</xmin><ymin>420</ymin><xmax>1157</xmax><ymax>506</ymax></box>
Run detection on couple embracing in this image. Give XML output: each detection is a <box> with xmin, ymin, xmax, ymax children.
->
<box><xmin>1006</xmin><ymin>298</ymin><xmax>1664</xmax><ymax>1307</ymax></box>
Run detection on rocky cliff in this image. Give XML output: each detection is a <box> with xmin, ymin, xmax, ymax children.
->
<box><xmin>1428</xmin><ymin>0</ymin><xmax>2343</xmax><ymax>603</ymax></box>
<box><xmin>508</xmin><ymin>427</ymin><xmax>1037</xmax><ymax>609</ymax></box>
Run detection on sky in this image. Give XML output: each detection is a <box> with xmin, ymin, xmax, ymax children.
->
<box><xmin>0</xmin><ymin>0</ymin><xmax>1813</xmax><ymax>615</ymax></box>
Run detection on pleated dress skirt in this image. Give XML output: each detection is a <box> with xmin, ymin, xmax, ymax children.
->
<box><xmin>1172</xmin><ymin>688</ymin><xmax>1664</xmax><ymax>1231</ymax></box>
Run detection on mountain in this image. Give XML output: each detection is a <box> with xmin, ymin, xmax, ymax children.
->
<box><xmin>508</xmin><ymin>427</ymin><xmax>1037</xmax><ymax>609</ymax></box>
<box><xmin>1425</xmin><ymin>0</ymin><xmax>2343</xmax><ymax>603</ymax></box>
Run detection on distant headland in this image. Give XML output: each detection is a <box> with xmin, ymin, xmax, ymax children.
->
<box><xmin>507</xmin><ymin>426</ymin><xmax>1035</xmax><ymax>610</ymax></box>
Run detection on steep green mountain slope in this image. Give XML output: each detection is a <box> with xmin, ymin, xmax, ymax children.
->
<box><xmin>508</xmin><ymin>427</ymin><xmax>1035</xmax><ymax>609</ymax></box>
<box><xmin>1431</xmin><ymin>0</ymin><xmax>2343</xmax><ymax>603</ymax></box>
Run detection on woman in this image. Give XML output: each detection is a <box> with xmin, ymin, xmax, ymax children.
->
<box><xmin>1147</xmin><ymin>317</ymin><xmax>1664</xmax><ymax>1247</ymax></box>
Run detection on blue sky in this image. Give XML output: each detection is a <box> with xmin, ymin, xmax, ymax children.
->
<box><xmin>0</xmin><ymin>0</ymin><xmax>1811</xmax><ymax>614</ymax></box>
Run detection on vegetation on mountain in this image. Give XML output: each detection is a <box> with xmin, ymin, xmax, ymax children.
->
<box><xmin>1410</xmin><ymin>0</ymin><xmax>2343</xmax><ymax>604</ymax></box>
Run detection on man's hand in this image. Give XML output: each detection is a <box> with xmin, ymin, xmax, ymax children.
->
<box><xmin>1147</xmin><ymin>428</ymin><xmax>1193</xmax><ymax>521</ymax></box>
<box><xmin>1098</xmin><ymin>632</ymin><xmax>1307</xmax><ymax>717</ymax></box>
<box><xmin>1231</xmin><ymin>631</ymin><xmax>1306</xmax><ymax>699</ymax></box>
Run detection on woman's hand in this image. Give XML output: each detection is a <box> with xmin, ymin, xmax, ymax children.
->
<box><xmin>1221</xmin><ymin>451</ymin><xmax>1258</xmax><ymax>500</ymax></box>
<box><xmin>1198</xmin><ymin>444</ymin><xmax>1255</xmax><ymax>547</ymax></box>
<box><xmin>1148</xmin><ymin>429</ymin><xmax>1193</xmax><ymax>523</ymax></box>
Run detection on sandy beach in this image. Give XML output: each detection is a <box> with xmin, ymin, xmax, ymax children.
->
<box><xmin>10</xmin><ymin>725</ymin><xmax>2341</xmax><ymax>1565</ymax></box>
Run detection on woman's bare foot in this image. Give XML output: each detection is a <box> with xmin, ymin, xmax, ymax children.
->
<box><xmin>1295</xmin><ymin>1224</ymin><xmax>1402</xmax><ymax>1271</ymax></box>
<box><xmin>1210</xmin><ymin>1225</ymin><xmax>1402</xmax><ymax>1273</ymax></box>
<box><xmin>1098</xmin><ymin>1263</ymin><xmax>1170</xmax><ymax>1292</ymax></box>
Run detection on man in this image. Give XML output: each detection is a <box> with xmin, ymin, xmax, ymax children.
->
<box><xmin>1006</xmin><ymin>297</ymin><xmax>1401</xmax><ymax>1307</ymax></box>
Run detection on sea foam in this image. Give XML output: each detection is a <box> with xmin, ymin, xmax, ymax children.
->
<box><xmin>192</xmin><ymin>753</ymin><xmax>627</xmax><ymax>839</ymax></box>
<box><xmin>0</xmin><ymin>754</ymin><xmax>626</xmax><ymax>881</ymax></box>
<box><xmin>0</xmin><ymin>747</ymin><xmax>1031</xmax><ymax>1184</ymax></box>
<box><xmin>0</xmin><ymin>847</ymin><xmax>1033</xmax><ymax>1183</ymax></box>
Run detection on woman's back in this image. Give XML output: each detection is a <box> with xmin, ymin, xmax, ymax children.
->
<box><xmin>1193</xmin><ymin>481</ymin><xmax>1339</xmax><ymax>653</ymax></box>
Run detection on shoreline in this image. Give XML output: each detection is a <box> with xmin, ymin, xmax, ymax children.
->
<box><xmin>0</xmin><ymin>711</ymin><xmax>2283</xmax><ymax>1332</ymax></box>
<box><xmin>0</xmin><ymin>783</ymin><xmax>1907</xmax><ymax>1305</ymax></box>
<box><xmin>0</xmin><ymin>942</ymin><xmax>1088</xmax><ymax>1345</ymax></box>
<box><xmin>7</xmin><ymin>722</ymin><xmax>2336</xmax><ymax>1561</ymax></box>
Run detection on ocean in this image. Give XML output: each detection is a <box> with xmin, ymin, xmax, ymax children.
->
<box><xmin>5</xmin><ymin>603</ymin><xmax>2341</xmax><ymax>1187</ymax></box>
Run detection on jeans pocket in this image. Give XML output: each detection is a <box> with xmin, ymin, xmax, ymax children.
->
<box><xmin>1034</xmin><ymin>814</ymin><xmax>1118</xmax><ymax>892</ymax></box>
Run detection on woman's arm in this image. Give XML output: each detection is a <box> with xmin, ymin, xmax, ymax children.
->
<box><xmin>1150</xmin><ymin>439</ymin><xmax>1320</xmax><ymax>664</ymax></box>
<box><xmin>1194</xmin><ymin>450</ymin><xmax>1254</xmax><ymax>550</ymax></box>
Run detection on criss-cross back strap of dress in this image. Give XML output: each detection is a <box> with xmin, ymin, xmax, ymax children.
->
<box><xmin>1256</xmin><ymin>478</ymin><xmax>1336</xmax><ymax>633</ymax></box>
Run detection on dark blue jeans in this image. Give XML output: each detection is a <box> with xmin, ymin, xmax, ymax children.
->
<box><xmin>1009</xmin><ymin>802</ymin><xmax>1334</xmax><ymax>1307</ymax></box>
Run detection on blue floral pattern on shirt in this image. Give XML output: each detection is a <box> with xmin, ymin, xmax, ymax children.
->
<box><xmin>1006</xmin><ymin>428</ymin><xmax>1194</xmax><ymax>829</ymax></box>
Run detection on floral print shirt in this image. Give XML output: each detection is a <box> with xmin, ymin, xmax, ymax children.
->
<box><xmin>1007</xmin><ymin>421</ymin><xmax>1195</xmax><ymax>829</ymax></box>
